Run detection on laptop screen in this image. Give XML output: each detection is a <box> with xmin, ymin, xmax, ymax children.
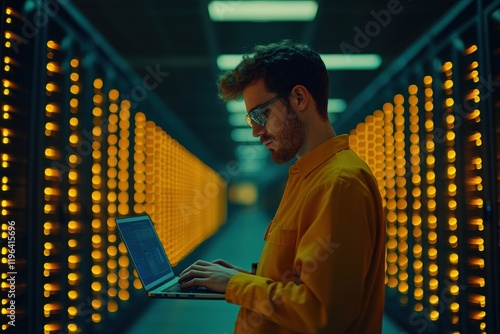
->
<box><xmin>116</xmin><ymin>216</ymin><xmax>174</xmax><ymax>287</ymax></box>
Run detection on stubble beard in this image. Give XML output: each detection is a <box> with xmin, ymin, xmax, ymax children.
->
<box><xmin>269</xmin><ymin>107</ymin><xmax>305</xmax><ymax>164</ymax></box>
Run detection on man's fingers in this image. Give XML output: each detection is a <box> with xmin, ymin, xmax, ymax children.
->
<box><xmin>179</xmin><ymin>277</ymin><xmax>207</xmax><ymax>289</ymax></box>
<box><xmin>178</xmin><ymin>268</ymin><xmax>211</xmax><ymax>284</ymax></box>
<box><xmin>212</xmin><ymin>259</ymin><xmax>230</xmax><ymax>267</ymax></box>
<box><xmin>179</xmin><ymin>260</ymin><xmax>212</xmax><ymax>276</ymax></box>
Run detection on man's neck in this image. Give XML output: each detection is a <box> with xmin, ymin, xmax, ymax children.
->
<box><xmin>296</xmin><ymin>120</ymin><xmax>335</xmax><ymax>159</ymax></box>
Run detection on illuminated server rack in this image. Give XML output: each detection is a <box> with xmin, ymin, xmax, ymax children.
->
<box><xmin>343</xmin><ymin>0</ymin><xmax>500</xmax><ymax>333</ymax></box>
<box><xmin>0</xmin><ymin>1</ymin><xmax>226</xmax><ymax>333</ymax></box>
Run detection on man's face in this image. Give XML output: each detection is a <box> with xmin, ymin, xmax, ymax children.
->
<box><xmin>243</xmin><ymin>79</ymin><xmax>305</xmax><ymax>164</ymax></box>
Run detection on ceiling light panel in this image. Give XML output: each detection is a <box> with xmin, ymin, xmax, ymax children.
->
<box><xmin>217</xmin><ymin>54</ymin><xmax>382</xmax><ymax>71</ymax></box>
<box><xmin>208</xmin><ymin>1</ymin><xmax>318</xmax><ymax>22</ymax></box>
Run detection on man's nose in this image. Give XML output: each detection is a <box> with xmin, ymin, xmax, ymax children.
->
<box><xmin>252</xmin><ymin>123</ymin><xmax>265</xmax><ymax>138</ymax></box>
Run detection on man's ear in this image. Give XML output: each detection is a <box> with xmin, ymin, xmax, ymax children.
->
<box><xmin>289</xmin><ymin>85</ymin><xmax>310</xmax><ymax>111</ymax></box>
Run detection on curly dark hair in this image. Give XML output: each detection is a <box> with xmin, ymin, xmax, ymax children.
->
<box><xmin>217</xmin><ymin>40</ymin><xmax>329</xmax><ymax>120</ymax></box>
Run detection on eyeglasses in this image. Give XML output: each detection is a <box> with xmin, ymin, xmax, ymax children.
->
<box><xmin>245</xmin><ymin>94</ymin><xmax>284</xmax><ymax>128</ymax></box>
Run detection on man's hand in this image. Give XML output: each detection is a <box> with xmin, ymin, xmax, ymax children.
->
<box><xmin>178</xmin><ymin>260</ymin><xmax>240</xmax><ymax>293</ymax></box>
<box><xmin>211</xmin><ymin>259</ymin><xmax>252</xmax><ymax>274</ymax></box>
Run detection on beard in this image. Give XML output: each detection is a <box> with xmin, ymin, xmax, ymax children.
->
<box><xmin>264</xmin><ymin>105</ymin><xmax>305</xmax><ymax>164</ymax></box>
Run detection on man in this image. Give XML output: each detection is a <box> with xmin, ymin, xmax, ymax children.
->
<box><xmin>179</xmin><ymin>40</ymin><xmax>386</xmax><ymax>333</ymax></box>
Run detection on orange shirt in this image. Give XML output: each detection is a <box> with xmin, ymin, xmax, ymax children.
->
<box><xmin>225</xmin><ymin>135</ymin><xmax>386</xmax><ymax>333</ymax></box>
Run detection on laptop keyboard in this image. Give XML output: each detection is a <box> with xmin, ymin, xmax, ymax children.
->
<box><xmin>165</xmin><ymin>282</ymin><xmax>182</xmax><ymax>292</ymax></box>
<box><xmin>165</xmin><ymin>282</ymin><xmax>203</xmax><ymax>293</ymax></box>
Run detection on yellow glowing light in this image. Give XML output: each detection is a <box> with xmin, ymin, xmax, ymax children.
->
<box><xmin>46</xmin><ymin>62</ymin><xmax>60</xmax><ymax>73</ymax></box>
<box><xmin>68</xmin><ymin>291</ymin><xmax>78</xmax><ymax>300</ymax></box>
<box><xmin>442</xmin><ymin>62</ymin><xmax>453</xmax><ymax>72</ymax></box>
<box><xmin>92</xmin><ymin>235</ymin><xmax>102</xmax><ymax>244</ymax></box>
<box><xmin>118</xmin><ymin>290</ymin><xmax>130</xmax><ymax>301</ymax></box>
<box><xmin>91</xmin><ymin>281</ymin><xmax>102</xmax><ymax>291</ymax></box>
<box><xmin>68</xmin><ymin>155</ymin><xmax>79</xmax><ymax>165</ymax></box>
<box><xmin>109</xmin><ymin>89</ymin><xmax>119</xmax><ymax>101</ymax></box>
<box><xmin>70</xmin><ymin>84</ymin><xmax>79</xmax><ymax>95</ymax></box>
<box><xmin>108</xmin><ymin>300</ymin><xmax>119</xmax><ymax>312</ymax></box>
<box><xmin>94</xmin><ymin>78</ymin><xmax>104</xmax><ymax>89</ymax></box>
<box><xmin>91</xmin><ymin>265</ymin><xmax>103</xmax><ymax>276</ymax></box>
<box><xmin>68</xmin><ymin>255</ymin><xmax>80</xmax><ymax>264</ymax></box>
<box><xmin>47</xmin><ymin>40</ymin><xmax>60</xmax><ymax>50</ymax></box>
<box><xmin>450</xmin><ymin>302</ymin><xmax>460</xmax><ymax>312</ymax></box>
<box><xmin>449</xmin><ymin>269</ymin><xmax>459</xmax><ymax>280</ymax></box>
<box><xmin>69</xmin><ymin>117</ymin><xmax>78</xmax><ymax>127</ymax></box>
<box><xmin>43</xmin><ymin>324</ymin><xmax>62</xmax><ymax>331</ymax></box>
<box><xmin>46</xmin><ymin>83</ymin><xmax>57</xmax><ymax>92</ymax></box>
<box><xmin>67</xmin><ymin>323</ymin><xmax>78</xmax><ymax>332</ymax></box>
<box><xmin>429</xmin><ymin>310</ymin><xmax>439</xmax><ymax>321</ymax></box>
<box><xmin>46</xmin><ymin>103</ymin><xmax>59</xmax><ymax>113</ymax></box>
<box><xmin>69</xmin><ymin>98</ymin><xmax>78</xmax><ymax>109</ymax></box>
<box><xmin>91</xmin><ymin>250</ymin><xmax>102</xmax><ymax>260</ymax></box>
<box><xmin>68</xmin><ymin>306</ymin><xmax>78</xmax><ymax>316</ymax></box>
<box><xmin>465</xmin><ymin>44</ymin><xmax>478</xmax><ymax>55</ymax></box>
<box><xmin>68</xmin><ymin>134</ymin><xmax>78</xmax><ymax>145</ymax></box>
<box><xmin>429</xmin><ymin>295</ymin><xmax>439</xmax><ymax>305</ymax></box>
<box><xmin>92</xmin><ymin>299</ymin><xmax>102</xmax><ymax>309</ymax></box>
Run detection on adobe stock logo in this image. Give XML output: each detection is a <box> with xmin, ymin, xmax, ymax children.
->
<box><xmin>340</xmin><ymin>0</ymin><xmax>407</xmax><ymax>54</ymax></box>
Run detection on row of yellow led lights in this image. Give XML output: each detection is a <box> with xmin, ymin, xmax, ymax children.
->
<box><xmin>90</xmin><ymin>79</ymin><xmax>141</xmax><ymax>320</ymax></box>
<box><xmin>41</xmin><ymin>47</ymin><xmax>136</xmax><ymax>331</ymax></box>
<box><xmin>419</xmin><ymin>74</ymin><xmax>441</xmax><ymax>322</ymax></box>
<box><xmin>393</xmin><ymin>94</ymin><xmax>409</xmax><ymax>304</ymax></box>
<box><xmin>90</xmin><ymin>77</ymin><xmax>107</xmax><ymax>324</ymax></box>
<box><xmin>0</xmin><ymin>7</ymin><xmax>15</xmax><ymax>220</ymax></box>
<box><xmin>134</xmin><ymin>113</ymin><xmax>226</xmax><ymax>265</ymax></box>
<box><xmin>42</xmin><ymin>43</ymin><xmax>90</xmax><ymax>334</ymax></box>
<box><xmin>133</xmin><ymin>117</ymin><xmax>182</xmax><ymax>262</ymax></box>
<box><xmin>134</xmin><ymin>117</ymin><xmax>181</xmax><ymax>260</ymax></box>
<box><xmin>348</xmin><ymin>99</ymin><xmax>401</xmax><ymax>293</ymax></box>
<box><xmin>66</xmin><ymin>55</ymin><xmax>84</xmax><ymax>334</ymax></box>
<box><xmin>174</xmin><ymin>152</ymin><xmax>226</xmax><ymax>263</ymax></box>
<box><xmin>0</xmin><ymin>7</ymin><xmax>16</xmax><ymax>327</ymax></box>
<box><xmin>441</xmin><ymin>62</ymin><xmax>462</xmax><ymax>327</ymax></box>
<box><xmin>407</xmin><ymin>83</ymin><xmax>426</xmax><ymax>314</ymax></box>
<box><xmin>347</xmin><ymin>101</ymin><xmax>404</xmax><ymax>294</ymax></box>
<box><xmin>349</xmin><ymin>81</ymin><xmax>455</xmax><ymax>317</ymax></box>
<box><xmin>1</xmin><ymin>5</ymin><xmax>16</xmax><ymax>221</ymax></box>
<box><xmin>110</xmin><ymin>89</ymin><xmax>134</xmax><ymax>310</ymax></box>
<box><xmin>40</xmin><ymin>41</ymin><xmax>67</xmax><ymax>334</ymax></box>
<box><xmin>134</xmin><ymin>115</ymin><xmax>204</xmax><ymax>263</ymax></box>
<box><xmin>373</xmin><ymin>96</ymin><xmax>411</xmax><ymax>301</ymax></box>
<box><xmin>462</xmin><ymin>45</ymin><xmax>488</xmax><ymax>332</ymax></box>
<box><xmin>348</xmin><ymin>111</ymin><xmax>386</xmax><ymax>197</ymax></box>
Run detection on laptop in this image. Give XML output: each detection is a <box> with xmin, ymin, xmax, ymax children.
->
<box><xmin>115</xmin><ymin>214</ymin><xmax>225</xmax><ymax>299</ymax></box>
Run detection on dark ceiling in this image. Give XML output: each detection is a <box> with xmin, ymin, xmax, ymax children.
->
<box><xmin>71</xmin><ymin>0</ymin><xmax>457</xmax><ymax>173</ymax></box>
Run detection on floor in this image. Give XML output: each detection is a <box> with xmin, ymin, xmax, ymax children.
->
<box><xmin>124</xmin><ymin>206</ymin><xmax>406</xmax><ymax>334</ymax></box>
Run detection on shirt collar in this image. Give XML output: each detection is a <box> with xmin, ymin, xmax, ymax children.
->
<box><xmin>289</xmin><ymin>134</ymin><xmax>350</xmax><ymax>178</ymax></box>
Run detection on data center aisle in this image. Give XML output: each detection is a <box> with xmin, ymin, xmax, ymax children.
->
<box><xmin>124</xmin><ymin>206</ymin><xmax>405</xmax><ymax>334</ymax></box>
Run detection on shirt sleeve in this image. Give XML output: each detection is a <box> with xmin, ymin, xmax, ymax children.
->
<box><xmin>225</xmin><ymin>177</ymin><xmax>380</xmax><ymax>333</ymax></box>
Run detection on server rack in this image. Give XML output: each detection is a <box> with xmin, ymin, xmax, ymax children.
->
<box><xmin>345</xmin><ymin>0</ymin><xmax>500</xmax><ymax>332</ymax></box>
<box><xmin>0</xmin><ymin>1</ymin><xmax>226</xmax><ymax>333</ymax></box>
